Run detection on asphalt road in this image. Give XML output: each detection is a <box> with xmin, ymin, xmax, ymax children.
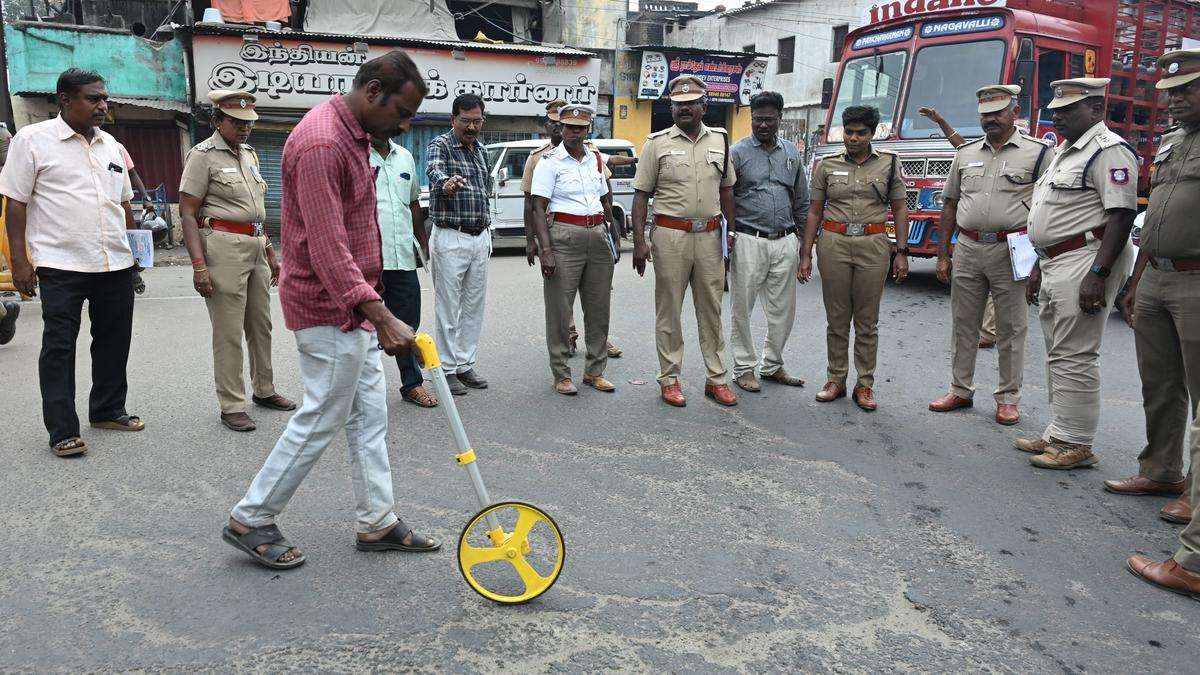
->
<box><xmin>0</xmin><ymin>250</ymin><xmax>1196</xmax><ymax>673</ymax></box>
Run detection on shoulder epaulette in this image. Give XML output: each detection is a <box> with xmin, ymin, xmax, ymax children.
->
<box><xmin>708</xmin><ymin>127</ymin><xmax>728</xmax><ymax>135</ymax></box>
<box><xmin>961</xmin><ymin>136</ymin><xmax>987</xmax><ymax>148</ymax></box>
<box><xmin>647</xmin><ymin>129</ymin><xmax>671</xmax><ymax>139</ymax></box>
<box><xmin>195</xmin><ymin>139</ymin><xmax>214</xmax><ymax>152</ymax></box>
<box><xmin>243</xmin><ymin>143</ymin><xmax>256</xmax><ymax>152</ymax></box>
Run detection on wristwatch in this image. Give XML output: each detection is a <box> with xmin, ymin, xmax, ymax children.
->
<box><xmin>895</xmin><ymin>247</ymin><xmax>910</xmax><ymax>255</ymax></box>
<box><xmin>1089</xmin><ymin>264</ymin><xmax>1111</xmax><ymax>278</ymax></box>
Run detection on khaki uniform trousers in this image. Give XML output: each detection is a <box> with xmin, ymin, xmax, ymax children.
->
<box><xmin>201</xmin><ymin>228</ymin><xmax>276</xmax><ymax>413</ymax></box>
<box><xmin>948</xmin><ymin>237</ymin><xmax>1027</xmax><ymax>404</ymax></box>
<box><xmin>1036</xmin><ymin>243</ymin><xmax>1131</xmax><ymax>445</ymax></box>
<box><xmin>1175</xmin><ymin>416</ymin><xmax>1200</xmax><ymax>573</ymax></box>
<box><xmin>730</xmin><ymin>232</ymin><xmax>799</xmax><ymax>377</ymax></box>
<box><xmin>544</xmin><ymin>220</ymin><xmax>614</xmax><ymax>380</ymax></box>
<box><xmin>981</xmin><ymin>296</ymin><xmax>996</xmax><ymax>341</ymax></box>
<box><xmin>816</xmin><ymin>231</ymin><xmax>889</xmax><ymax>388</ymax></box>
<box><xmin>1134</xmin><ymin>267</ymin><xmax>1200</xmax><ymax>484</ymax></box>
<box><xmin>650</xmin><ymin>225</ymin><xmax>726</xmax><ymax>385</ymax></box>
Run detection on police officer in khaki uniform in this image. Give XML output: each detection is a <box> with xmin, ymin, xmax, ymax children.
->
<box><xmin>1018</xmin><ymin>78</ymin><xmax>1137</xmax><ymax>469</ymax></box>
<box><xmin>180</xmin><ymin>89</ymin><xmax>294</xmax><ymax>432</ymax></box>
<box><xmin>930</xmin><ymin>85</ymin><xmax>1051</xmax><ymax>425</ymax></box>
<box><xmin>799</xmin><ymin>105</ymin><xmax>909</xmax><ymax>411</ymax></box>
<box><xmin>530</xmin><ymin>104</ymin><xmax>619</xmax><ymax>394</ymax></box>
<box><xmin>631</xmin><ymin>75</ymin><xmax>738</xmax><ymax>408</ymax></box>
<box><xmin>1111</xmin><ymin>48</ymin><xmax>1200</xmax><ymax>531</ymax></box>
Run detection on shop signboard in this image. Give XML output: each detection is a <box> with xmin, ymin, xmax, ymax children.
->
<box><xmin>191</xmin><ymin>34</ymin><xmax>601</xmax><ymax>116</ymax></box>
<box><xmin>636</xmin><ymin>50</ymin><xmax>767</xmax><ymax>105</ymax></box>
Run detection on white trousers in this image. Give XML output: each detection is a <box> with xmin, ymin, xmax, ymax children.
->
<box><xmin>729</xmin><ymin>232</ymin><xmax>799</xmax><ymax>377</ymax></box>
<box><xmin>431</xmin><ymin>226</ymin><xmax>491</xmax><ymax>374</ymax></box>
<box><xmin>231</xmin><ymin>326</ymin><xmax>399</xmax><ymax>534</ymax></box>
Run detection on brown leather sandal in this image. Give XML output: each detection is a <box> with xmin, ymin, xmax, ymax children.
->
<box><xmin>403</xmin><ymin>386</ymin><xmax>439</xmax><ymax>408</ymax></box>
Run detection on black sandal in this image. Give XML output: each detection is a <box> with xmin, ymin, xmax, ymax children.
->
<box><xmin>222</xmin><ymin>523</ymin><xmax>306</xmax><ymax>569</ymax></box>
<box><xmin>355</xmin><ymin>519</ymin><xmax>441</xmax><ymax>552</ymax></box>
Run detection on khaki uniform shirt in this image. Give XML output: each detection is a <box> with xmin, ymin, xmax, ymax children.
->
<box><xmin>633</xmin><ymin>124</ymin><xmax>736</xmax><ymax>219</ymax></box>
<box><xmin>179</xmin><ymin>131</ymin><xmax>268</xmax><ymax>225</ymax></box>
<box><xmin>1027</xmin><ymin>121</ymin><xmax>1137</xmax><ymax>248</ymax></box>
<box><xmin>943</xmin><ymin>131</ymin><xmax>1050</xmax><ymax>232</ymax></box>
<box><xmin>810</xmin><ymin>148</ymin><xmax>905</xmax><ymax>224</ymax></box>
<box><xmin>1142</xmin><ymin>126</ymin><xmax>1200</xmax><ymax>259</ymax></box>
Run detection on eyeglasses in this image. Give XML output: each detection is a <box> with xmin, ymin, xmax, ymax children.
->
<box><xmin>456</xmin><ymin>117</ymin><xmax>486</xmax><ymax>128</ymax></box>
<box><xmin>751</xmin><ymin>117</ymin><xmax>780</xmax><ymax>126</ymax></box>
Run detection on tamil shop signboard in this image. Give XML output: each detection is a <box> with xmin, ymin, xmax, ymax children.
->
<box><xmin>636</xmin><ymin>50</ymin><xmax>767</xmax><ymax>105</ymax></box>
<box><xmin>191</xmin><ymin>35</ymin><xmax>601</xmax><ymax>116</ymax></box>
<box><xmin>861</xmin><ymin>0</ymin><xmax>1007</xmax><ymax>25</ymax></box>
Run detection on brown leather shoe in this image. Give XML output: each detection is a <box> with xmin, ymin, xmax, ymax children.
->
<box><xmin>815</xmin><ymin>381</ymin><xmax>846</xmax><ymax>402</ymax></box>
<box><xmin>929</xmin><ymin>393</ymin><xmax>972</xmax><ymax>412</ymax></box>
<box><xmin>221</xmin><ymin>412</ymin><xmax>257</xmax><ymax>432</ymax></box>
<box><xmin>661</xmin><ymin>382</ymin><xmax>686</xmax><ymax>407</ymax></box>
<box><xmin>1103</xmin><ymin>475</ymin><xmax>1186</xmax><ymax>497</ymax></box>
<box><xmin>582</xmin><ymin>373</ymin><xmax>615</xmax><ymax>392</ymax></box>
<box><xmin>978</xmin><ymin>337</ymin><xmax>996</xmax><ymax>349</ymax></box>
<box><xmin>704</xmin><ymin>383</ymin><xmax>738</xmax><ymax>406</ymax></box>
<box><xmin>852</xmin><ymin>385</ymin><xmax>876</xmax><ymax>411</ymax></box>
<box><xmin>1127</xmin><ymin>555</ymin><xmax>1200</xmax><ymax>599</ymax></box>
<box><xmin>995</xmin><ymin>403</ymin><xmax>1019</xmax><ymax>425</ymax></box>
<box><xmin>555</xmin><ymin>378</ymin><xmax>578</xmax><ymax>395</ymax></box>
<box><xmin>1161</xmin><ymin>495</ymin><xmax>1193</xmax><ymax>524</ymax></box>
<box><xmin>1030</xmin><ymin>441</ymin><xmax>1098</xmax><ymax>470</ymax></box>
<box><xmin>253</xmin><ymin>393</ymin><xmax>297</xmax><ymax>411</ymax></box>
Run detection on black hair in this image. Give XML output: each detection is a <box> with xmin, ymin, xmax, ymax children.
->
<box><xmin>453</xmin><ymin>93</ymin><xmax>485</xmax><ymax>116</ymax></box>
<box><xmin>1082</xmin><ymin>96</ymin><xmax>1106</xmax><ymax>114</ymax></box>
<box><xmin>353</xmin><ymin>50</ymin><xmax>428</xmax><ymax>101</ymax></box>
<box><xmin>56</xmin><ymin>68</ymin><xmax>104</xmax><ymax>98</ymax></box>
<box><xmin>211</xmin><ymin>108</ymin><xmax>229</xmax><ymax>123</ymax></box>
<box><xmin>842</xmin><ymin>105</ymin><xmax>881</xmax><ymax>131</ymax></box>
<box><xmin>750</xmin><ymin>91</ymin><xmax>784</xmax><ymax>115</ymax></box>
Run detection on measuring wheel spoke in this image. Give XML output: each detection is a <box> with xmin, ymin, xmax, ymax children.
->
<box><xmin>510</xmin><ymin>554</ymin><xmax>550</xmax><ymax>594</ymax></box>
<box><xmin>512</xmin><ymin>508</ymin><xmax>540</xmax><ymax>543</ymax></box>
<box><xmin>460</xmin><ymin>543</ymin><xmax>508</xmax><ymax>570</ymax></box>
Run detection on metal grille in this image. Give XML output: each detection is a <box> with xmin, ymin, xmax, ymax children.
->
<box><xmin>900</xmin><ymin>159</ymin><xmax>926</xmax><ymax>178</ymax></box>
<box><xmin>926</xmin><ymin>159</ymin><xmax>953</xmax><ymax>177</ymax></box>
<box><xmin>906</xmin><ymin>190</ymin><xmax>919</xmax><ymax>212</ymax></box>
<box><xmin>481</xmin><ymin>131</ymin><xmax>535</xmax><ymax>145</ymax></box>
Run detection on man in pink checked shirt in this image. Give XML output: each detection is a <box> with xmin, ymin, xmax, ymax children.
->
<box><xmin>222</xmin><ymin>51</ymin><xmax>441</xmax><ymax>570</ymax></box>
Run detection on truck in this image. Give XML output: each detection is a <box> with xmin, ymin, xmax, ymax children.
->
<box><xmin>815</xmin><ymin>0</ymin><xmax>1200</xmax><ymax>257</ymax></box>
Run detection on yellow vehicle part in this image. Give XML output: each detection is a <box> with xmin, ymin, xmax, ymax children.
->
<box><xmin>458</xmin><ymin>501</ymin><xmax>564</xmax><ymax>605</ymax></box>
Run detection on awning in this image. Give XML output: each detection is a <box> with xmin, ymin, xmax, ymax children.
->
<box><xmin>15</xmin><ymin>91</ymin><xmax>189</xmax><ymax>114</ymax></box>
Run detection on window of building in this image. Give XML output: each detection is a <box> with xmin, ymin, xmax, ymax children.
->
<box><xmin>831</xmin><ymin>25</ymin><xmax>849</xmax><ymax>63</ymax></box>
<box><xmin>777</xmin><ymin>36</ymin><xmax>795</xmax><ymax>74</ymax></box>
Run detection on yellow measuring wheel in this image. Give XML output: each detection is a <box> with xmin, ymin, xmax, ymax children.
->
<box><xmin>415</xmin><ymin>334</ymin><xmax>565</xmax><ymax>604</ymax></box>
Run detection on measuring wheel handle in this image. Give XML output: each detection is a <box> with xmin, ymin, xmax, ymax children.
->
<box><xmin>457</xmin><ymin>501</ymin><xmax>565</xmax><ymax>605</ymax></box>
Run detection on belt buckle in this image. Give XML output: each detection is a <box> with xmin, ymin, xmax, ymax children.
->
<box><xmin>846</xmin><ymin>223</ymin><xmax>865</xmax><ymax>236</ymax></box>
<box><xmin>1035</xmin><ymin>248</ymin><xmax>1051</xmax><ymax>261</ymax></box>
<box><xmin>1152</xmin><ymin>257</ymin><xmax>1176</xmax><ymax>272</ymax></box>
<box><xmin>252</xmin><ymin>223</ymin><xmax>264</xmax><ymax>236</ymax></box>
<box><xmin>978</xmin><ymin>232</ymin><xmax>999</xmax><ymax>244</ymax></box>
<box><xmin>690</xmin><ymin>219</ymin><xmax>708</xmax><ymax>233</ymax></box>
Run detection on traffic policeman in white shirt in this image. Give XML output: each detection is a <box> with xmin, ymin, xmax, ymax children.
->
<box><xmin>530</xmin><ymin>104</ymin><xmax>619</xmax><ymax>395</ymax></box>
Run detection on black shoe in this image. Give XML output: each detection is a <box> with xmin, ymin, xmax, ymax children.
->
<box><xmin>445</xmin><ymin>374</ymin><xmax>469</xmax><ymax>396</ymax></box>
<box><xmin>0</xmin><ymin>302</ymin><xmax>19</xmax><ymax>345</ymax></box>
<box><xmin>458</xmin><ymin>368</ymin><xmax>488</xmax><ymax>389</ymax></box>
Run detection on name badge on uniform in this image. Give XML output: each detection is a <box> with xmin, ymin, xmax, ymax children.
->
<box><xmin>221</xmin><ymin>167</ymin><xmax>238</xmax><ymax>173</ymax></box>
<box><xmin>668</xmin><ymin>150</ymin><xmax>686</xmax><ymax>156</ymax></box>
<box><xmin>832</xmin><ymin>170</ymin><xmax>849</xmax><ymax>176</ymax></box>
<box><xmin>966</xmin><ymin>162</ymin><xmax>985</xmax><ymax>168</ymax></box>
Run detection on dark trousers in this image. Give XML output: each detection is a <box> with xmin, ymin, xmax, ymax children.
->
<box><xmin>381</xmin><ymin>269</ymin><xmax>423</xmax><ymax>394</ymax></box>
<box><xmin>38</xmin><ymin>266</ymin><xmax>135</xmax><ymax>445</ymax></box>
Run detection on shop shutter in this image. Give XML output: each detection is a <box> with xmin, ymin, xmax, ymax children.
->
<box><xmin>106</xmin><ymin>124</ymin><xmax>184</xmax><ymax>202</ymax></box>
<box><xmin>251</xmin><ymin>132</ymin><xmax>289</xmax><ymax>237</ymax></box>
<box><xmin>396</xmin><ymin>124</ymin><xmax>447</xmax><ymax>187</ymax></box>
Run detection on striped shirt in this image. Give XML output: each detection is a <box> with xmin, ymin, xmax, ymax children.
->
<box><xmin>277</xmin><ymin>94</ymin><xmax>383</xmax><ymax>333</ymax></box>
<box><xmin>426</xmin><ymin>130</ymin><xmax>492</xmax><ymax>230</ymax></box>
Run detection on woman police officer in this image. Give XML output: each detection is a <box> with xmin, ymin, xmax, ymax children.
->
<box><xmin>179</xmin><ymin>89</ymin><xmax>295</xmax><ymax>432</ymax></box>
<box><xmin>799</xmin><ymin>105</ymin><xmax>910</xmax><ymax>411</ymax></box>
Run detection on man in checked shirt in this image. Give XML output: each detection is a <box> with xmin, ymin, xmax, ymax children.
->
<box><xmin>427</xmin><ymin>94</ymin><xmax>494</xmax><ymax>397</ymax></box>
<box><xmin>223</xmin><ymin>51</ymin><xmax>440</xmax><ymax>570</ymax></box>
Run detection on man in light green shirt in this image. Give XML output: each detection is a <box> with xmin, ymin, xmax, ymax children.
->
<box><xmin>371</xmin><ymin>134</ymin><xmax>435</xmax><ymax>407</ymax></box>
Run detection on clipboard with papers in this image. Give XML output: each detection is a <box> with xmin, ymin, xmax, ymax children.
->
<box><xmin>1007</xmin><ymin>232</ymin><xmax>1038</xmax><ymax>281</ymax></box>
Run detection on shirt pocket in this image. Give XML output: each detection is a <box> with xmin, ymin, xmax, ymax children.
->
<box><xmin>105</xmin><ymin>167</ymin><xmax>127</xmax><ymax>203</ymax></box>
<box><xmin>659</xmin><ymin>153</ymin><xmax>692</xmax><ymax>181</ymax></box>
<box><xmin>999</xmin><ymin>168</ymin><xmax>1035</xmax><ymax>192</ymax></box>
<box><xmin>824</xmin><ymin>173</ymin><xmax>851</xmax><ymax>199</ymax></box>
<box><xmin>959</xmin><ymin>165</ymin><xmax>988</xmax><ymax>192</ymax></box>
<box><xmin>211</xmin><ymin>168</ymin><xmax>247</xmax><ymax>198</ymax></box>
<box><xmin>1044</xmin><ymin>167</ymin><xmax>1085</xmax><ymax>205</ymax></box>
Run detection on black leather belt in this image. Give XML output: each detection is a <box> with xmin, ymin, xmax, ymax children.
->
<box><xmin>735</xmin><ymin>225</ymin><xmax>797</xmax><ymax>240</ymax></box>
<box><xmin>437</xmin><ymin>223</ymin><xmax>488</xmax><ymax>236</ymax></box>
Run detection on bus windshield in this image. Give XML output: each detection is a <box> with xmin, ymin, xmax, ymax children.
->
<box><xmin>828</xmin><ymin>51</ymin><xmax>907</xmax><ymax>142</ymax></box>
<box><xmin>900</xmin><ymin>40</ymin><xmax>1006</xmax><ymax>140</ymax></box>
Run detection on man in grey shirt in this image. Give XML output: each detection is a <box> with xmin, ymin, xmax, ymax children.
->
<box><xmin>729</xmin><ymin>91</ymin><xmax>810</xmax><ymax>393</ymax></box>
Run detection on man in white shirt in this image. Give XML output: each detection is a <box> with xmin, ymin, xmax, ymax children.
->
<box><xmin>529</xmin><ymin>104</ymin><xmax>619</xmax><ymax>395</ymax></box>
<box><xmin>0</xmin><ymin>69</ymin><xmax>143</xmax><ymax>457</ymax></box>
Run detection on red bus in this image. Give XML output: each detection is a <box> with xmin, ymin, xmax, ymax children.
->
<box><xmin>816</xmin><ymin>0</ymin><xmax>1200</xmax><ymax>257</ymax></box>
